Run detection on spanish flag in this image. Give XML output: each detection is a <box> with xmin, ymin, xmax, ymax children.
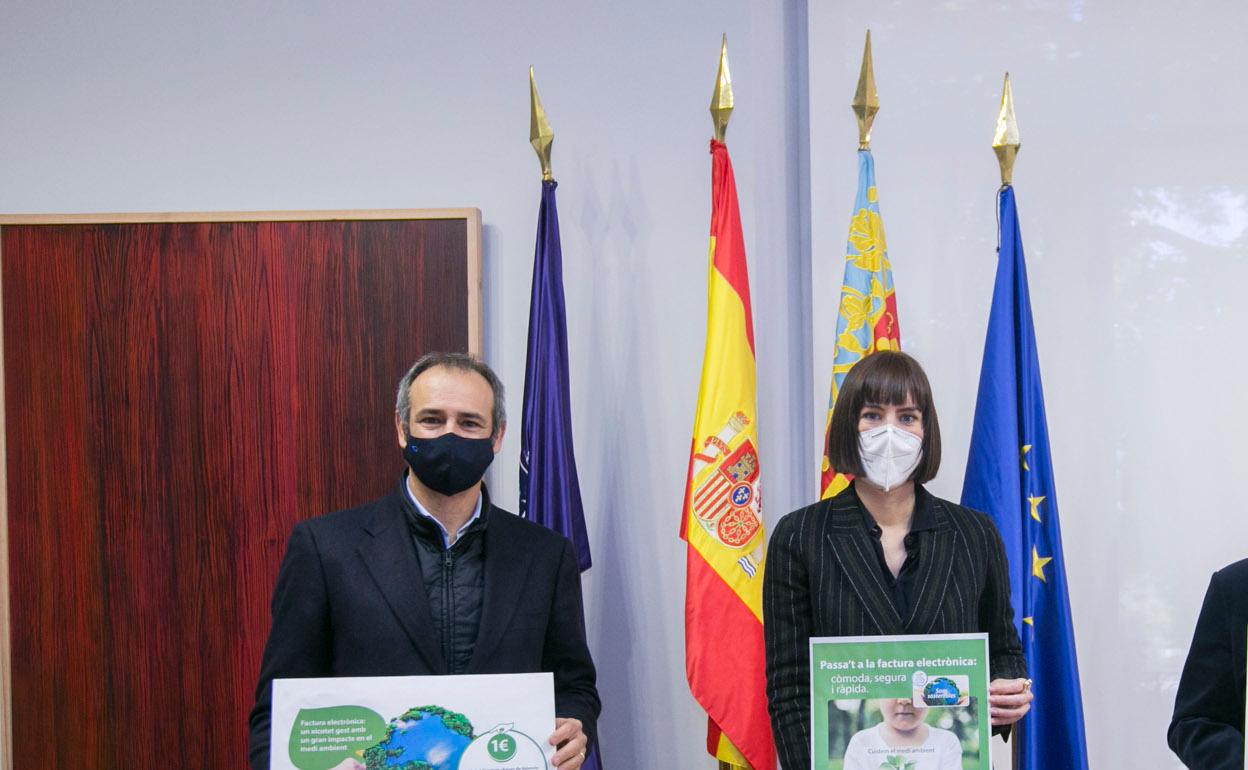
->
<box><xmin>819</xmin><ymin>148</ymin><xmax>901</xmax><ymax>499</ymax></box>
<box><xmin>680</xmin><ymin>138</ymin><xmax>774</xmax><ymax>770</ymax></box>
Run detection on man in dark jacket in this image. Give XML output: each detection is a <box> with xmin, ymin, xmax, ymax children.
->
<box><xmin>248</xmin><ymin>352</ymin><xmax>599</xmax><ymax>770</ymax></box>
<box><xmin>1169</xmin><ymin>557</ymin><xmax>1248</xmax><ymax>769</ymax></box>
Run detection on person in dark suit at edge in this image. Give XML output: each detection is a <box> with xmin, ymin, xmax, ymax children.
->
<box><xmin>762</xmin><ymin>351</ymin><xmax>1033</xmax><ymax>770</ymax></box>
<box><xmin>248</xmin><ymin>352</ymin><xmax>598</xmax><ymax>770</ymax></box>
<box><xmin>1169</xmin><ymin>558</ymin><xmax>1248</xmax><ymax>769</ymax></box>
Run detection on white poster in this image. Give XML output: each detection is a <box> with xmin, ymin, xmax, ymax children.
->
<box><xmin>271</xmin><ymin>672</ymin><xmax>556</xmax><ymax>770</ymax></box>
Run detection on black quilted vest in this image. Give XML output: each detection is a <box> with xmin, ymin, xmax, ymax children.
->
<box><xmin>401</xmin><ymin>486</ymin><xmax>488</xmax><ymax>675</ymax></box>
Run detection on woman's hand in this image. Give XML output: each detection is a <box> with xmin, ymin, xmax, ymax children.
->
<box><xmin>988</xmin><ymin>677</ymin><xmax>1033</xmax><ymax>726</ymax></box>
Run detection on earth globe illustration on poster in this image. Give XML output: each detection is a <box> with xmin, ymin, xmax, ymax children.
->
<box><xmin>362</xmin><ymin>706</ymin><xmax>473</xmax><ymax>770</ymax></box>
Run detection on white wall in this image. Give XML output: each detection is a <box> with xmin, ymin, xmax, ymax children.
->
<box><xmin>0</xmin><ymin>1</ymin><xmax>810</xmax><ymax>767</ymax></box>
<box><xmin>809</xmin><ymin>3</ymin><xmax>1248</xmax><ymax>769</ymax></box>
<box><xmin>5</xmin><ymin>0</ymin><xmax>1247</xmax><ymax>768</ymax></box>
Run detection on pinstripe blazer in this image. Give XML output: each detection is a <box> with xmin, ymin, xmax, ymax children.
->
<box><xmin>763</xmin><ymin>483</ymin><xmax>1026</xmax><ymax>770</ymax></box>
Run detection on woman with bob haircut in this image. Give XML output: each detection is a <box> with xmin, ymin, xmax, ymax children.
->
<box><xmin>762</xmin><ymin>351</ymin><xmax>1033</xmax><ymax>770</ymax></box>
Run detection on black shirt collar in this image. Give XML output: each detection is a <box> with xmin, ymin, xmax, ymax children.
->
<box><xmin>851</xmin><ymin>481</ymin><xmax>937</xmax><ymax>536</ymax></box>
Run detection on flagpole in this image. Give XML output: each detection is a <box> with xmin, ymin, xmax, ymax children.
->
<box><xmin>711</xmin><ymin>36</ymin><xmax>738</xmax><ymax>770</ymax></box>
<box><xmin>998</xmin><ymin>70</ymin><xmax>1024</xmax><ymax>770</ymax></box>
<box><xmin>965</xmin><ymin>72</ymin><xmax>1090</xmax><ymax>770</ymax></box>
<box><xmin>680</xmin><ymin>33</ymin><xmax>774</xmax><ymax>770</ymax></box>
<box><xmin>524</xmin><ymin>66</ymin><xmax>603</xmax><ymax>769</ymax></box>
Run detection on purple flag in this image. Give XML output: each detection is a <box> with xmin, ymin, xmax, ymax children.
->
<box><xmin>519</xmin><ymin>180</ymin><xmax>600</xmax><ymax>768</ymax></box>
<box><xmin>519</xmin><ymin>179</ymin><xmax>592</xmax><ymax>570</ymax></box>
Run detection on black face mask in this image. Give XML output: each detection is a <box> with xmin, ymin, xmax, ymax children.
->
<box><xmin>403</xmin><ymin>432</ymin><xmax>495</xmax><ymax>496</ymax></box>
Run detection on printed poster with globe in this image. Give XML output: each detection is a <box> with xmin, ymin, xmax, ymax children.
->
<box><xmin>810</xmin><ymin>633</ymin><xmax>990</xmax><ymax>770</ymax></box>
<box><xmin>271</xmin><ymin>673</ymin><xmax>556</xmax><ymax>770</ymax></box>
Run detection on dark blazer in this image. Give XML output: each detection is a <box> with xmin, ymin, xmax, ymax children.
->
<box><xmin>247</xmin><ymin>484</ymin><xmax>600</xmax><ymax>770</ymax></box>
<box><xmin>763</xmin><ymin>484</ymin><xmax>1026</xmax><ymax>770</ymax></box>
<box><xmin>1168</xmin><ymin>557</ymin><xmax>1248</xmax><ymax>769</ymax></box>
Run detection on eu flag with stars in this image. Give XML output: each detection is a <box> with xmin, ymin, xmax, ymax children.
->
<box><xmin>961</xmin><ymin>185</ymin><xmax>1089</xmax><ymax>770</ymax></box>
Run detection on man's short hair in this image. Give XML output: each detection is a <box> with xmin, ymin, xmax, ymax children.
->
<box><xmin>826</xmin><ymin>350</ymin><xmax>942</xmax><ymax>484</ymax></box>
<box><xmin>395</xmin><ymin>352</ymin><xmax>506</xmax><ymax>437</ymax></box>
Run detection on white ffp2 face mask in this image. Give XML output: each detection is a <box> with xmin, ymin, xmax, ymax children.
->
<box><xmin>858</xmin><ymin>424</ymin><xmax>923</xmax><ymax>491</ymax></box>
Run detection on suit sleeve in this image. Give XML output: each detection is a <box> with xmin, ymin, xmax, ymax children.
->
<box><xmin>543</xmin><ymin>537</ymin><xmax>602</xmax><ymax>749</ymax></box>
<box><xmin>979</xmin><ymin>517</ymin><xmax>1026</xmax><ymax>681</ymax></box>
<box><xmin>248</xmin><ymin>522</ymin><xmax>334</xmax><ymax>770</ymax></box>
<box><xmin>975</xmin><ymin>515</ymin><xmax>1027</xmax><ymax>740</ymax></box>
<box><xmin>1168</xmin><ymin>569</ymin><xmax>1246</xmax><ymax>770</ymax></box>
<box><xmin>763</xmin><ymin>513</ymin><xmax>813</xmax><ymax>770</ymax></box>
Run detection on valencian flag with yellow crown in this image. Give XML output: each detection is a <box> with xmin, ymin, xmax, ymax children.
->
<box><xmin>961</xmin><ymin>76</ymin><xmax>1089</xmax><ymax>770</ymax></box>
<box><xmin>820</xmin><ymin>32</ymin><xmax>900</xmax><ymax>500</ymax></box>
<box><xmin>680</xmin><ymin>38</ymin><xmax>774</xmax><ymax>770</ymax></box>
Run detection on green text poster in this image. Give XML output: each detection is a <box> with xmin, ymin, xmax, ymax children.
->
<box><xmin>810</xmin><ymin>633</ymin><xmax>990</xmax><ymax>770</ymax></box>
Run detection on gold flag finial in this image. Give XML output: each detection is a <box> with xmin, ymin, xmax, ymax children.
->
<box><xmin>529</xmin><ymin>66</ymin><xmax>554</xmax><ymax>181</ymax></box>
<box><xmin>710</xmin><ymin>34</ymin><xmax>734</xmax><ymax>142</ymax></box>
<box><xmin>852</xmin><ymin>30</ymin><xmax>879</xmax><ymax>149</ymax></box>
<box><xmin>993</xmin><ymin>72</ymin><xmax>1021</xmax><ymax>186</ymax></box>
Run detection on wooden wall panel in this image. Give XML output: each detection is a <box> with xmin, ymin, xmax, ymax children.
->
<box><xmin>1</xmin><ymin>214</ymin><xmax>474</xmax><ymax>769</ymax></box>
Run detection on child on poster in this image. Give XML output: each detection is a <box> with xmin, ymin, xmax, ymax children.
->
<box><xmin>842</xmin><ymin>698</ymin><xmax>961</xmax><ymax>770</ymax></box>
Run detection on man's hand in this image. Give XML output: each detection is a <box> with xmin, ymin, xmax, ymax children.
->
<box><xmin>548</xmin><ymin>717</ymin><xmax>589</xmax><ymax>769</ymax></box>
<box><xmin>989</xmin><ymin>677</ymin><xmax>1034</xmax><ymax>726</ymax></box>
